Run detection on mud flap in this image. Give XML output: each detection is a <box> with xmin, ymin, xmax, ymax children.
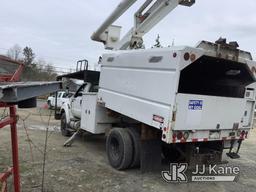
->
<box><xmin>140</xmin><ymin>139</ymin><xmax>161</xmax><ymax>173</ymax></box>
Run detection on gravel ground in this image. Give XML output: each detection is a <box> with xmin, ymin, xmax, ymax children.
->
<box><xmin>0</xmin><ymin>104</ymin><xmax>256</xmax><ymax>192</ymax></box>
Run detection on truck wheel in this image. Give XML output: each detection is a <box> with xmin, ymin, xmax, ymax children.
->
<box><xmin>106</xmin><ymin>128</ymin><xmax>133</xmax><ymax>170</ymax></box>
<box><xmin>47</xmin><ymin>100</ymin><xmax>53</xmax><ymax>109</ymax></box>
<box><xmin>61</xmin><ymin>113</ymin><xmax>71</xmax><ymax>137</ymax></box>
<box><xmin>127</xmin><ymin>127</ymin><xmax>141</xmax><ymax>168</ymax></box>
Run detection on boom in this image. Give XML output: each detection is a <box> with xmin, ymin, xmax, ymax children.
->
<box><xmin>91</xmin><ymin>0</ymin><xmax>195</xmax><ymax>50</ymax></box>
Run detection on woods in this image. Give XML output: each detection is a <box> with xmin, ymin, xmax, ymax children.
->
<box><xmin>6</xmin><ymin>44</ymin><xmax>57</xmax><ymax>81</ymax></box>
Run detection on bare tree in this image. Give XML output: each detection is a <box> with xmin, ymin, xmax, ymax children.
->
<box><xmin>44</xmin><ymin>63</ymin><xmax>55</xmax><ymax>73</ymax></box>
<box><xmin>23</xmin><ymin>46</ymin><xmax>35</xmax><ymax>65</ymax></box>
<box><xmin>7</xmin><ymin>44</ymin><xmax>22</xmax><ymax>61</ymax></box>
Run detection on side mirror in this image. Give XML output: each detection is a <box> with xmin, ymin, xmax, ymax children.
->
<box><xmin>75</xmin><ymin>92</ymin><xmax>83</xmax><ymax>97</ymax></box>
<box><xmin>77</xmin><ymin>92</ymin><xmax>83</xmax><ymax>97</ymax></box>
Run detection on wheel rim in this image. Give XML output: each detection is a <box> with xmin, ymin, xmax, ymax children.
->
<box><xmin>110</xmin><ymin>137</ymin><xmax>121</xmax><ymax>161</ymax></box>
<box><xmin>61</xmin><ymin>116</ymin><xmax>66</xmax><ymax>132</ymax></box>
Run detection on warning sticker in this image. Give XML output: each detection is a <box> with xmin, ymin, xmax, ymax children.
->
<box><xmin>188</xmin><ymin>100</ymin><xmax>203</xmax><ymax>110</ymax></box>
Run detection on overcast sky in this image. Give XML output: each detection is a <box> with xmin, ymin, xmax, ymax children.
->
<box><xmin>0</xmin><ymin>0</ymin><xmax>256</xmax><ymax>70</ymax></box>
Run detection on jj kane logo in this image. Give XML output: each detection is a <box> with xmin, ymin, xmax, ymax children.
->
<box><xmin>162</xmin><ymin>164</ymin><xmax>240</xmax><ymax>182</ymax></box>
<box><xmin>162</xmin><ymin>163</ymin><xmax>188</xmax><ymax>183</ymax></box>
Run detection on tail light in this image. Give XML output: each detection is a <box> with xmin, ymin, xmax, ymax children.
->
<box><xmin>173</xmin><ymin>131</ymin><xmax>189</xmax><ymax>141</ymax></box>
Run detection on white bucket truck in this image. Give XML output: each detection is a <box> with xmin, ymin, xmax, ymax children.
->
<box><xmin>59</xmin><ymin>0</ymin><xmax>256</xmax><ymax>171</ymax></box>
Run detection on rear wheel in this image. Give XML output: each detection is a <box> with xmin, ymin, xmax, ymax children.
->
<box><xmin>61</xmin><ymin>113</ymin><xmax>72</xmax><ymax>137</ymax></box>
<box><xmin>106</xmin><ymin>128</ymin><xmax>133</xmax><ymax>170</ymax></box>
<box><xmin>127</xmin><ymin>127</ymin><xmax>141</xmax><ymax>168</ymax></box>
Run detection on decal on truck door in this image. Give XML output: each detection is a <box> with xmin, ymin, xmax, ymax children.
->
<box><xmin>188</xmin><ymin>100</ymin><xmax>203</xmax><ymax>110</ymax></box>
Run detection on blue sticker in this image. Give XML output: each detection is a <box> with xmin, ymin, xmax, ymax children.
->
<box><xmin>188</xmin><ymin>100</ymin><xmax>203</xmax><ymax>110</ymax></box>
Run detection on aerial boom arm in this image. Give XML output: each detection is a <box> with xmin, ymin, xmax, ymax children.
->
<box><xmin>91</xmin><ymin>0</ymin><xmax>195</xmax><ymax>50</ymax></box>
<box><xmin>91</xmin><ymin>0</ymin><xmax>137</xmax><ymax>43</ymax></box>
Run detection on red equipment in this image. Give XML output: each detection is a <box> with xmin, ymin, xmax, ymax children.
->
<box><xmin>0</xmin><ymin>56</ymin><xmax>24</xmax><ymax>192</ymax></box>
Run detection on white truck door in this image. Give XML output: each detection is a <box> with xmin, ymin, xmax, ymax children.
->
<box><xmin>57</xmin><ymin>92</ymin><xmax>63</xmax><ymax>107</ymax></box>
<box><xmin>52</xmin><ymin>92</ymin><xmax>62</xmax><ymax>107</ymax></box>
<box><xmin>71</xmin><ymin>83</ymin><xmax>91</xmax><ymax>118</ymax></box>
<box><xmin>71</xmin><ymin>94</ymin><xmax>83</xmax><ymax>118</ymax></box>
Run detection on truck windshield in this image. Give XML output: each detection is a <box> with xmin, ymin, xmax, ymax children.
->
<box><xmin>74</xmin><ymin>83</ymin><xmax>87</xmax><ymax>97</ymax></box>
<box><xmin>57</xmin><ymin>92</ymin><xmax>62</xmax><ymax>97</ymax></box>
<box><xmin>178</xmin><ymin>56</ymin><xmax>255</xmax><ymax>98</ymax></box>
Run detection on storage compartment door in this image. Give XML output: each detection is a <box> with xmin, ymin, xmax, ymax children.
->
<box><xmin>242</xmin><ymin>100</ymin><xmax>255</xmax><ymax>127</ymax></box>
<box><xmin>81</xmin><ymin>94</ymin><xmax>97</xmax><ymax>133</ymax></box>
<box><xmin>81</xmin><ymin>93</ymin><xmax>116</xmax><ymax>134</ymax></box>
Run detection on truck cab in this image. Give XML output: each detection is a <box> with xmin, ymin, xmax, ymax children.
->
<box><xmin>47</xmin><ymin>91</ymin><xmax>73</xmax><ymax>109</ymax></box>
<box><xmin>58</xmin><ymin>69</ymin><xmax>101</xmax><ymax>136</ymax></box>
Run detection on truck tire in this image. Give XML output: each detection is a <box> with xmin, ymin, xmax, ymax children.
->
<box><xmin>106</xmin><ymin>128</ymin><xmax>133</xmax><ymax>170</ymax></box>
<box><xmin>127</xmin><ymin>127</ymin><xmax>141</xmax><ymax>168</ymax></box>
<box><xmin>47</xmin><ymin>100</ymin><xmax>53</xmax><ymax>109</ymax></box>
<box><xmin>61</xmin><ymin>113</ymin><xmax>72</xmax><ymax>137</ymax></box>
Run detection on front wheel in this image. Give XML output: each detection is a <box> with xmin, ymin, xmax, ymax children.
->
<box><xmin>47</xmin><ymin>100</ymin><xmax>53</xmax><ymax>109</ymax></box>
<box><xmin>61</xmin><ymin>113</ymin><xmax>72</xmax><ymax>137</ymax></box>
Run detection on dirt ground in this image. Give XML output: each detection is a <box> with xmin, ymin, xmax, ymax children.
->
<box><xmin>0</xmin><ymin>101</ymin><xmax>256</xmax><ymax>192</ymax></box>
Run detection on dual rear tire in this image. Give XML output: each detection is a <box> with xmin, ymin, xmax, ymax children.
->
<box><xmin>106</xmin><ymin>128</ymin><xmax>141</xmax><ymax>170</ymax></box>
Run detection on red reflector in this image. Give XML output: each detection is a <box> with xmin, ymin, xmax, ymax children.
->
<box><xmin>240</xmin><ymin>130</ymin><xmax>245</xmax><ymax>139</ymax></box>
<box><xmin>245</xmin><ymin>131</ymin><xmax>248</xmax><ymax>138</ymax></box>
<box><xmin>177</xmin><ymin>131</ymin><xmax>183</xmax><ymax>140</ymax></box>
